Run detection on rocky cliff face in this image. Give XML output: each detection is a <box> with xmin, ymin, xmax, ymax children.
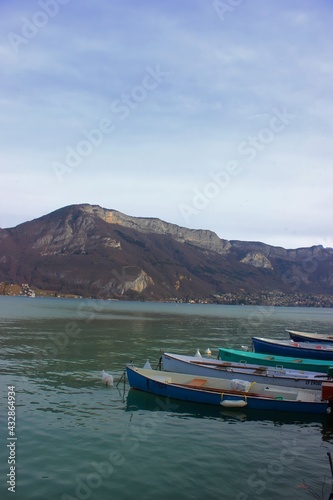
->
<box><xmin>82</xmin><ymin>204</ymin><xmax>232</xmax><ymax>255</ymax></box>
<box><xmin>240</xmin><ymin>252</ymin><xmax>273</xmax><ymax>269</ymax></box>
<box><xmin>0</xmin><ymin>204</ymin><xmax>332</xmax><ymax>300</ymax></box>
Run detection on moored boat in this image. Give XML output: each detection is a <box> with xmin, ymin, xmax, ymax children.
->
<box><xmin>162</xmin><ymin>352</ymin><xmax>328</xmax><ymax>391</ymax></box>
<box><xmin>126</xmin><ymin>364</ymin><xmax>333</xmax><ymax>415</ymax></box>
<box><xmin>126</xmin><ymin>387</ymin><xmax>329</xmax><ymax>425</ymax></box>
<box><xmin>218</xmin><ymin>347</ymin><xmax>333</xmax><ymax>373</ymax></box>
<box><xmin>253</xmin><ymin>337</ymin><xmax>333</xmax><ymax>361</ymax></box>
<box><xmin>287</xmin><ymin>330</ymin><xmax>333</xmax><ymax>344</ymax></box>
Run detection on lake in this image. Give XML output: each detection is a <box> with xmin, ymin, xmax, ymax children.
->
<box><xmin>1</xmin><ymin>296</ymin><xmax>333</xmax><ymax>500</ymax></box>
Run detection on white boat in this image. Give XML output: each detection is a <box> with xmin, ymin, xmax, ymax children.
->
<box><xmin>162</xmin><ymin>352</ymin><xmax>328</xmax><ymax>391</ymax></box>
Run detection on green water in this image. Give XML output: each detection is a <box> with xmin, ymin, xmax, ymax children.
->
<box><xmin>1</xmin><ymin>297</ymin><xmax>333</xmax><ymax>500</ymax></box>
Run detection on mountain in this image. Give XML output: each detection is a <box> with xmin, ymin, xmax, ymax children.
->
<box><xmin>0</xmin><ymin>204</ymin><xmax>332</xmax><ymax>303</ymax></box>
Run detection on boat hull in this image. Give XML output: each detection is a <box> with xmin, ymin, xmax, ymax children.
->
<box><xmin>218</xmin><ymin>347</ymin><xmax>333</xmax><ymax>373</ymax></box>
<box><xmin>253</xmin><ymin>337</ymin><xmax>333</xmax><ymax>360</ymax></box>
<box><xmin>162</xmin><ymin>353</ymin><xmax>326</xmax><ymax>391</ymax></box>
<box><xmin>126</xmin><ymin>365</ymin><xmax>330</xmax><ymax>415</ymax></box>
<box><xmin>287</xmin><ymin>330</ymin><xmax>333</xmax><ymax>344</ymax></box>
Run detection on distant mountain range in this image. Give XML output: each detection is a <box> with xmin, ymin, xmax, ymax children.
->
<box><xmin>0</xmin><ymin>204</ymin><xmax>332</xmax><ymax>303</ymax></box>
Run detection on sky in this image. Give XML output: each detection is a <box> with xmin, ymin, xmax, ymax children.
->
<box><xmin>0</xmin><ymin>0</ymin><xmax>332</xmax><ymax>249</ymax></box>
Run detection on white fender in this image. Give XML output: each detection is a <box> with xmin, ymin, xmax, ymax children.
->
<box><xmin>220</xmin><ymin>399</ymin><xmax>247</xmax><ymax>408</ymax></box>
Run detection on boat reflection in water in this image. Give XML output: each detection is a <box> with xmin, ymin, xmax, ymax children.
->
<box><xmin>126</xmin><ymin>388</ymin><xmax>333</xmax><ymax>437</ymax></box>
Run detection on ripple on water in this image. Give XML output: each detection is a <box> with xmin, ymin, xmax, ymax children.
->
<box><xmin>1</xmin><ymin>299</ymin><xmax>333</xmax><ymax>499</ymax></box>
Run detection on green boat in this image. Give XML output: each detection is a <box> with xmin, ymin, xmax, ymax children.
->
<box><xmin>218</xmin><ymin>348</ymin><xmax>333</xmax><ymax>373</ymax></box>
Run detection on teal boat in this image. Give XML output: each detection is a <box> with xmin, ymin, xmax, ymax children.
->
<box><xmin>218</xmin><ymin>348</ymin><xmax>333</xmax><ymax>373</ymax></box>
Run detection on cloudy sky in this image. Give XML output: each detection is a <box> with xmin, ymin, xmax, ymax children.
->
<box><xmin>0</xmin><ymin>0</ymin><xmax>332</xmax><ymax>249</ymax></box>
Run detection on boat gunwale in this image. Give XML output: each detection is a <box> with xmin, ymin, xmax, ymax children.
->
<box><xmin>163</xmin><ymin>352</ymin><xmax>328</xmax><ymax>381</ymax></box>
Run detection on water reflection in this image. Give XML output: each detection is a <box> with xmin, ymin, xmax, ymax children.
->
<box><xmin>126</xmin><ymin>388</ymin><xmax>333</xmax><ymax>439</ymax></box>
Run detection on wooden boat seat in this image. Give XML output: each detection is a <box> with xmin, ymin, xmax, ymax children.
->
<box><xmin>186</xmin><ymin>378</ymin><xmax>207</xmax><ymax>387</ymax></box>
<box><xmin>253</xmin><ymin>367</ymin><xmax>267</xmax><ymax>374</ymax></box>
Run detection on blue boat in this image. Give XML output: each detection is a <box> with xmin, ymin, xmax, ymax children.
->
<box><xmin>126</xmin><ymin>364</ymin><xmax>333</xmax><ymax>415</ymax></box>
<box><xmin>287</xmin><ymin>330</ymin><xmax>333</xmax><ymax>344</ymax></box>
<box><xmin>253</xmin><ymin>337</ymin><xmax>333</xmax><ymax>361</ymax></box>
<box><xmin>126</xmin><ymin>387</ymin><xmax>329</xmax><ymax>425</ymax></box>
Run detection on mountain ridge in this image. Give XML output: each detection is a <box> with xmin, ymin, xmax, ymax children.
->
<box><xmin>0</xmin><ymin>203</ymin><xmax>332</xmax><ymax>302</ymax></box>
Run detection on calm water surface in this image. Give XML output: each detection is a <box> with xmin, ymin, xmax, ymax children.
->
<box><xmin>1</xmin><ymin>297</ymin><xmax>333</xmax><ymax>500</ymax></box>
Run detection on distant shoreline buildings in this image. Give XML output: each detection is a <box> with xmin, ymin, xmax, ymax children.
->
<box><xmin>0</xmin><ymin>282</ymin><xmax>332</xmax><ymax>307</ymax></box>
<box><xmin>20</xmin><ymin>283</ymin><xmax>36</xmax><ymax>298</ymax></box>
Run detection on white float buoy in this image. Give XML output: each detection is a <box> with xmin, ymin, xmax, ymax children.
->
<box><xmin>220</xmin><ymin>399</ymin><xmax>247</xmax><ymax>408</ymax></box>
<box><xmin>143</xmin><ymin>359</ymin><xmax>152</xmax><ymax>370</ymax></box>
<box><xmin>204</xmin><ymin>348</ymin><xmax>212</xmax><ymax>356</ymax></box>
<box><xmin>102</xmin><ymin>370</ymin><xmax>114</xmax><ymax>386</ymax></box>
<box><xmin>194</xmin><ymin>348</ymin><xmax>202</xmax><ymax>358</ymax></box>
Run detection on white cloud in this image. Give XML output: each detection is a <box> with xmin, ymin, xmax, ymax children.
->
<box><xmin>0</xmin><ymin>0</ymin><xmax>332</xmax><ymax>249</ymax></box>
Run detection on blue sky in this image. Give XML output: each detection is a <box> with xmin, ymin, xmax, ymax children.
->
<box><xmin>0</xmin><ymin>0</ymin><xmax>332</xmax><ymax>249</ymax></box>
